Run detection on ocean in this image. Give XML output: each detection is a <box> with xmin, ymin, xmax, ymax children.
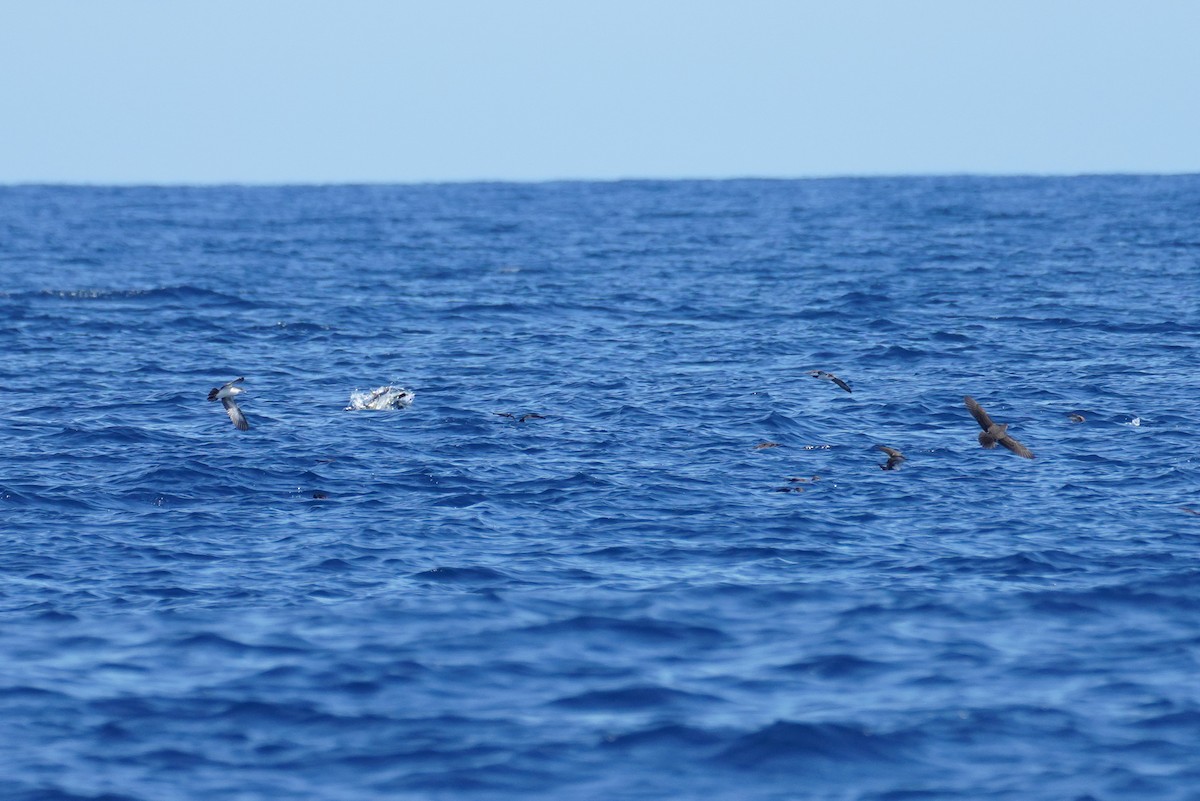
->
<box><xmin>1</xmin><ymin>177</ymin><xmax>1198</xmax><ymax>800</ymax></box>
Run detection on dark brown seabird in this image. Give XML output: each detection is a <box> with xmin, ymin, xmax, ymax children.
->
<box><xmin>807</xmin><ymin>370</ymin><xmax>852</xmax><ymax>393</ymax></box>
<box><xmin>875</xmin><ymin>445</ymin><xmax>906</xmax><ymax>470</ymax></box>
<box><xmin>964</xmin><ymin>396</ymin><xmax>1033</xmax><ymax>458</ymax></box>
<box><xmin>494</xmin><ymin>412</ymin><xmax>546</xmax><ymax>423</ymax></box>
<box><xmin>207</xmin><ymin>377</ymin><xmax>249</xmax><ymax>431</ymax></box>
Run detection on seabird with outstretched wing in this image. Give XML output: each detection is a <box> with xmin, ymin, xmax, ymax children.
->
<box><xmin>964</xmin><ymin>395</ymin><xmax>1032</xmax><ymax>458</ymax></box>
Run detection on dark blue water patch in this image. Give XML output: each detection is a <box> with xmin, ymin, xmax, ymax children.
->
<box><xmin>716</xmin><ymin>719</ymin><xmax>920</xmax><ymax>770</ymax></box>
<box><xmin>776</xmin><ymin>653</ymin><xmax>894</xmax><ymax>680</ymax></box>
<box><xmin>412</xmin><ymin>566</ymin><xmax>516</xmax><ymax>585</ymax></box>
<box><xmin>7</xmin><ymin>790</ymin><xmax>144</xmax><ymax>801</ymax></box>
<box><xmin>549</xmin><ymin>684</ymin><xmax>725</xmax><ymax>711</ymax></box>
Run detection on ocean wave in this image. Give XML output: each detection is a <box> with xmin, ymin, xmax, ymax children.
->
<box><xmin>14</xmin><ymin>285</ymin><xmax>255</xmax><ymax>308</ymax></box>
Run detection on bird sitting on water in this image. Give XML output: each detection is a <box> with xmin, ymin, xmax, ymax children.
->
<box><xmin>807</xmin><ymin>370</ymin><xmax>852</xmax><ymax>393</ymax></box>
<box><xmin>964</xmin><ymin>395</ymin><xmax>1033</xmax><ymax>458</ymax></box>
<box><xmin>875</xmin><ymin>445</ymin><xmax>905</xmax><ymax>470</ymax></box>
<box><xmin>208</xmin><ymin>377</ymin><xmax>250</xmax><ymax>431</ymax></box>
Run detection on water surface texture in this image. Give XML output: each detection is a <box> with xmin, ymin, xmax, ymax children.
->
<box><xmin>2</xmin><ymin>178</ymin><xmax>1199</xmax><ymax>800</ymax></box>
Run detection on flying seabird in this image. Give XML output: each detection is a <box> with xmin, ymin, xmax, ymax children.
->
<box><xmin>494</xmin><ymin>412</ymin><xmax>546</xmax><ymax>423</ymax></box>
<box><xmin>1067</xmin><ymin>413</ymin><xmax>1086</xmax><ymax>423</ymax></box>
<box><xmin>808</xmin><ymin>370</ymin><xmax>852</xmax><ymax>393</ymax></box>
<box><xmin>875</xmin><ymin>445</ymin><xmax>906</xmax><ymax>470</ymax></box>
<box><xmin>964</xmin><ymin>396</ymin><xmax>1033</xmax><ymax>458</ymax></box>
<box><xmin>207</xmin><ymin>377</ymin><xmax>249</xmax><ymax>431</ymax></box>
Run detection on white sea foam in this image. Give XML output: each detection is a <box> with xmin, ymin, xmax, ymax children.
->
<box><xmin>345</xmin><ymin>385</ymin><xmax>415</xmax><ymax>411</ymax></box>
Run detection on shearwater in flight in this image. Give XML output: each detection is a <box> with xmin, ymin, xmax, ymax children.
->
<box><xmin>964</xmin><ymin>395</ymin><xmax>1033</xmax><ymax>459</ymax></box>
<box><xmin>807</xmin><ymin>370</ymin><xmax>852</xmax><ymax>393</ymax></box>
<box><xmin>208</xmin><ymin>377</ymin><xmax>249</xmax><ymax>431</ymax></box>
<box><xmin>875</xmin><ymin>445</ymin><xmax>906</xmax><ymax>470</ymax></box>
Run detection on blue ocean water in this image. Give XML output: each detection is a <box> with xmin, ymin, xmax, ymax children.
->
<box><xmin>1</xmin><ymin>177</ymin><xmax>1199</xmax><ymax>801</ymax></box>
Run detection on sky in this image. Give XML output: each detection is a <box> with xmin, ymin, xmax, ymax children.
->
<box><xmin>1</xmin><ymin>1</ymin><xmax>1198</xmax><ymax>184</ymax></box>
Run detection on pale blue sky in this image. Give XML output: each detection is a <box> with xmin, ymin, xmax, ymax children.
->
<box><xmin>2</xmin><ymin>1</ymin><xmax>1197</xmax><ymax>183</ymax></box>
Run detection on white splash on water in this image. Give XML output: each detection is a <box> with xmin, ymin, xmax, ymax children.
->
<box><xmin>345</xmin><ymin>385</ymin><xmax>415</xmax><ymax>411</ymax></box>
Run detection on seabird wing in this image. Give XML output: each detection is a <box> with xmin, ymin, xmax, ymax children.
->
<box><xmin>998</xmin><ymin>435</ymin><xmax>1034</xmax><ymax>459</ymax></box>
<box><xmin>209</xmin><ymin>377</ymin><xmax>245</xmax><ymax>401</ymax></box>
<box><xmin>222</xmin><ymin>397</ymin><xmax>250</xmax><ymax>431</ymax></box>
<box><xmin>832</xmin><ymin>375</ymin><xmax>852</xmax><ymax>393</ymax></box>
<box><xmin>875</xmin><ymin>445</ymin><xmax>903</xmax><ymax>459</ymax></box>
<box><xmin>964</xmin><ymin>396</ymin><xmax>995</xmax><ymax>431</ymax></box>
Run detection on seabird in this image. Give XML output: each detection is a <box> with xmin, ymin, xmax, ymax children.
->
<box><xmin>808</xmin><ymin>370</ymin><xmax>852</xmax><ymax>393</ymax></box>
<box><xmin>964</xmin><ymin>396</ymin><xmax>1033</xmax><ymax>458</ymax></box>
<box><xmin>875</xmin><ymin>445</ymin><xmax>906</xmax><ymax>470</ymax></box>
<box><xmin>754</xmin><ymin>441</ymin><xmax>781</xmax><ymax>450</ymax></box>
<box><xmin>495</xmin><ymin>412</ymin><xmax>546</xmax><ymax>423</ymax></box>
<box><xmin>1067</xmin><ymin>413</ymin><xmax>1086</xmax><ymax>423</ymax></box>
<box><xmin>207</xmin><ymin>377</ymin><xmax>249</xmax><ymax>431</ymax></box>
<box><xmin>364</xmin><ymin>387</ymin><xmax>391</xmax><ymax>407</ymax></box>
<box><xmin>346</xmin><ymin>385</ymin><xmax>415</xmax><ymax>411</ymax></box>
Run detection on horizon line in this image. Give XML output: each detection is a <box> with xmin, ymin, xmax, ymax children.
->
<box><xmin>3</xmin><ymin>170</ymin><xmax>1200</xmax><ymax>189</ymax></box>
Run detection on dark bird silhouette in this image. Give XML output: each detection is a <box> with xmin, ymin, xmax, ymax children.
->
<box><xmin>1067</xmin><ymin>413</ymin><xmax>1086</xmax><ymax>423</ymax></box>
<box><xmin>807</xmin><ymin>370</ymin><xmax>852</xmax><ymax>393</ymax></box>
<box><xmin>495</xmin><ymin>412</ymin><xmax>546</xmax><ymax>423</ymax></box>
<box><xmin>964</xmin><ymin>396</ymin><xmax>1033</xmax><ymax>459</ymax></box>
<box><xmin>875</xmin><ymin>445</ymin><xmax>906</xmax><ymax>470</ymax></box>
<box><xmin>207</xmin><ymin>377</ymin><xmax>249</xmax><ymax>431</ymax></box>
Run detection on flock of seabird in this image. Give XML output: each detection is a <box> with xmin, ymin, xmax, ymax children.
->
<box><xmin>798</xmin><ymin>370</ymin><xmax>1037</xmax><ymax>477</ymax></box>
<box><xmin>774</xmin><ymin>371</ymin><xmax>1045</xmax><ymax>492</ymax></box>
<box><xmin>206</xmin><ymin>374</ymin><xmax>1200</xmax><ymax>517</ymax></box>
<box><xmin>208</xmin><ymin>373</ymin><xmax>1200</xmax><ymax>514</ymax></box>
<box><xmin>206</xmin><ymin>373</ymin><xmax>1039</xmax><ymax>463</ymax></box>
<box><xmin>207</xmin><ymin>379</ymin><xmax>421</xmax><ymax>430</ymax></box>
<box><xmin>802</xmin><ymin>369</ymin><xmax>1037</xmax><ymax>463</ymax></box>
